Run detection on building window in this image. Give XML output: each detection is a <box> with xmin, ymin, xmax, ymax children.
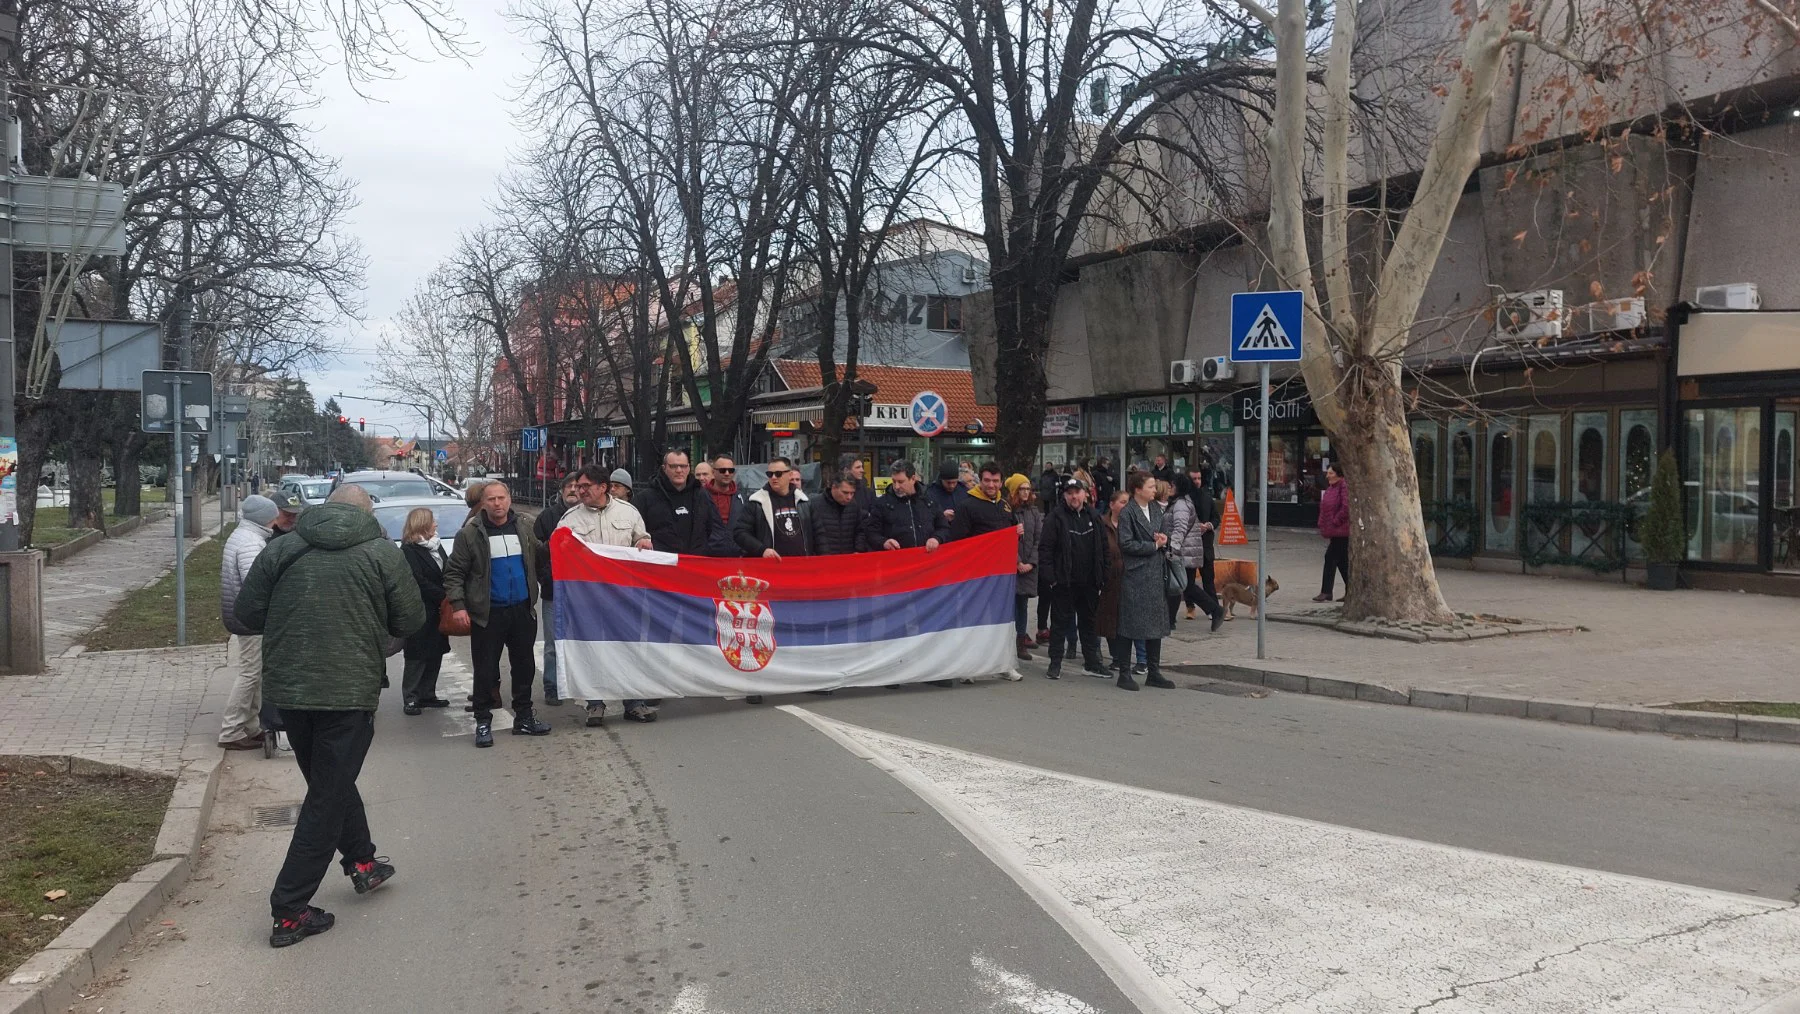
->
<box><xmin>926</xmin><ymin>296</ymin><xmax>963</xmax><ymax>332</ymax></box>
<box><xmin>1573</xmin><ymin>412</ymin><xmax>1607</xmax><ymax>502</ymax></box>
<box><xmin>1528</xmin><ymin>414</ymin><xmax>1561</xmax><ymax>504</ymax></box>
<box><xmin>1449</xmin><ymin>421</ymin><xmax>1476</xmax><ymax>502</ymax></box>
<box><xmin>1411</xmin><ymin>420</ymin><xmax>1439</xmax><ymax>503</ymax></box>
<box><xmin>1486</xmin><ymin>421</ymin><xmax>1516</xmax><ymax>552</ymax></box>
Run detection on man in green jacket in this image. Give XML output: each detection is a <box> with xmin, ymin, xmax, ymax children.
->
<box><xmin>234</xmin><ymin>484</ymin><xmax>426</xmax><ymax>949</ymax></box>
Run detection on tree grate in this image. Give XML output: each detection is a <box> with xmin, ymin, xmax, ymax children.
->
<box><xmin>251</xmin><ymin>802</ymin><xmax>303</xmax><ymax>829</ymax></box>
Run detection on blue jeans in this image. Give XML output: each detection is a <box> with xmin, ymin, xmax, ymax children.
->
<box><xmin>541</xmin><ymin>599</ymin><xmax>559</xmax><ymax>697</ymax></box>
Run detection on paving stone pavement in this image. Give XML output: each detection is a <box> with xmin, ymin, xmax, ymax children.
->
<box><xmin>1161</xmin><ymin>527</ymin><xmax>1798</xmax><ymax>706</ymax></box>
<box><xmin>42</xmin><ymin>498</ymin><xmax>223</xmax><ymax>658</ymax></box>
<box><xmin>0</xmin><ymin>645</ymin><xmax>224</xmax><ymax>774</ymax></box>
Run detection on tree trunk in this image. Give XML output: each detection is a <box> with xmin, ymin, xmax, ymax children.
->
<box><xmin>1331</xmin><ymin>361</ymin><xmax>1455</xmax><ymax>624</ymax></box>
<box><xmin>15</xmin><ymin>404</ymin><xmax>55</xmax><ymax>547</ymax></box>
<box><xmin>989</xmin><ymin>273</ymin><xmax>1052</xmax><ymax>475</ymax></box>
<box><xmin>113</xmin><ymin>433</ymin><xmax>145</xmax><ymax>517</ymax></box>
<box><xmin>67</xmin><ymin>453</ymin><xmax>104</xmax><ymax>530</ymax></box>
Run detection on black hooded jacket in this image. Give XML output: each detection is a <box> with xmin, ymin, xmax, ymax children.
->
<box><xmin>636</xmin><ymin>472</ymin><xmax>719</xmax><ymax>554</ymax></box>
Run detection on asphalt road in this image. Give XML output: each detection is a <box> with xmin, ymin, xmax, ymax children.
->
<box><xmin>72</xmin><ymin>652</ymin><xmax>1800</xmax><ymax>1014</ymax></box>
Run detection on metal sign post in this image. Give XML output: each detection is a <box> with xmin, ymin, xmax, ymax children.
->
<box><xmin>171</xmin><ymin>380</ymin><xmax>186</xmax><ymax>646</ymax></box>
<box><xmin>1229</xmin><ymin>290</ymin><xmax>1305</xmax><ymax>662</ymax></box>
<box><xmin>142</xmin><ymin>370</ymin><xmax>213</xmax><ymax>647</ymax></box>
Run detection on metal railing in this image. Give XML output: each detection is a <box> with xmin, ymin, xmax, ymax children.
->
<box><xmin>1421</xmin><ymin>500</ymin><xmax>1479</xmax><ymax>558</ymax></box>
<box><xmin>1520</xmin><ymin>500</ymin><xmax>1638</xmax><ymax>575</ymax></box>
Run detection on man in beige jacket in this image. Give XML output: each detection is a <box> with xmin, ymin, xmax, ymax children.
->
<box><xmin>556</xmin><ymin>464</ymin><xmax>653</xmax><ymax>726</ymax></box>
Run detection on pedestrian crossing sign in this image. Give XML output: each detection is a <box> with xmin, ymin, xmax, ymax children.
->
<box><xmin>1229</xmin><ymin>290</ymin><xmax>1304</xmax><ymax>363</ymax></box>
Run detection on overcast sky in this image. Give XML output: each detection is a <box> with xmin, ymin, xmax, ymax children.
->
<box><xmin>302</xmin><ymin>0</ymin><xmax>534</xmax><ymax>438</ymax></box>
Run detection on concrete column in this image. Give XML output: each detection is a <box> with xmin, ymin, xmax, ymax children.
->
<box><xmin>0</xmin><ymin>549</ymin><xmax>46</xmax><ymax>673</ymax></box>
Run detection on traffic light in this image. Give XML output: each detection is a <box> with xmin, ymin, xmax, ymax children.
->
<box><xmin>358</xmin><ymin>417</ymin><xmax>366</xmax><ymax>433</ymax></box>
<box><xmin>337</xmin><ymin>414</ymin><xmax>347</xmax><ymax>425</ymax></box>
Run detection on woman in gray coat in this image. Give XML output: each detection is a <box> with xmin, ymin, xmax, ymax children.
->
<box><xmin>1007</xmin><ymin>474</ymin><xmax>1043</xmax><ymax>661</ymax></box>
<box><xmin>1167</xmin><ymin>473</ymin><xmax>1224</xmax><ymax>631</ymax></box>
<box><xmin>1112</xmin><ymin>472</ymin><xmax>1175</xmax><ymax>691</ymax></box>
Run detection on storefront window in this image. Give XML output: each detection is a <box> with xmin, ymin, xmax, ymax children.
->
<box><xmin>1619</xmin><ymin>409</ymin><xmax>1656</xmax><ymax>560</ymax></box>
<box><xmin>1573</xmin><ymin>412</ymin><xmax>1607</xmax><ymax>502</ymax></box>
<box><xmin>1486</xmin><ymin>421</ymin><xmax>1515</xmax><ymax>552</ymax></box>
<box><xmin>1528</xmin><ymin>415</ymin><xmax>1561</xmax><ymax>503</ymax></box>
<box><xmin>1195</xmin><ymin>434</ymin><xmax>1235</xmax><ymax>499</ymax></box>
<box><xmin>1411</xmin><ymin>421</ymin><xmax>1439</xmax><ymax>503</ymax></box>
<box><xmin>1449</xmin><ymin>421</ymin><xmax>1475</xmax><ymax>503</ymax></box>
<box><xmin>1300</xmin><ymin>435</ymin><xmax>1332</xmax><ymax>503</ymax></box>
<box><xmin>1248</xmin><ymin>433</ymin><xmax>1300</xmax><ymax>504</ymax></box>
<box><xmin>1682</xmin><ymin>406</ymin><xmax>1761</xmax><ymax>565</ymax></box>
<box><xmin>1776</xmin><ymin>404</ymin><xmax>1797</xmax><ymax>571</ymax></box>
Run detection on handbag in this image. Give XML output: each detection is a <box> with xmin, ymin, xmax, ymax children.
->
<box><xmin>438</xmin><ymin>598</ymin><xmax>472</xmax><ymax>636</ymax></box>
<box><xmin>1162</xmin><ymin>549</ymin><xmax>1188</xmax><ymax>599</ymax></box>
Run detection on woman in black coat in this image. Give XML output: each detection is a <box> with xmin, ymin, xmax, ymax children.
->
<box><xmin>399</xmin><ymin>507</ymin><xmax>452</xmax><ymax>715</ymax></box>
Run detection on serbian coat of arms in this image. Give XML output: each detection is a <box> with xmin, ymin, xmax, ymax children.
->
<box><xmin>715</xmin><ymin>573</ymin><xmax>776</xmax><ymax>671</ymax></box>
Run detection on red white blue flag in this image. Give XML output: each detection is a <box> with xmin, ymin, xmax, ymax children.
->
<box><xmin>550</xmin><ymin>527</ymin><xmax>1018</xmax><ymax>699</ymax></box>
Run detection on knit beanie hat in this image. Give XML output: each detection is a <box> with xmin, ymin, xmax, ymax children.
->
<box><xmin>240</xmin><ymin>495</ymin><xmax>278</xmax><ymax>527</ymax></box>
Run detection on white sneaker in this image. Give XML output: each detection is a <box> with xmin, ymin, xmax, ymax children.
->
<box><xmin>275</xmin><ymin>731</ymin><xmax>292</xmax><ymax>753</ymax></box>
<box><xmin>1001</xmin><ymin>670</ymin><xmax>1024</xmax><ymax>681</ymax></box>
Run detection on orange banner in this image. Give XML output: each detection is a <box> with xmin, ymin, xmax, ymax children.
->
<box><xmin>1218</xmin><ymin>488</ymin><xmax>1248</xmax><ymax>545</ymax></box>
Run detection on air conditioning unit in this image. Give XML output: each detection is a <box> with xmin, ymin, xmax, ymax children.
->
<box><xmin>1494</xmin><ymin>289</ymin><xmax>1564</xmax><ymax>344</ymax></box>
<box><xmin>1573</xmin><ymin>296</ymin><xmax>1645</xmax><ymax>334</ymax></box>
<box><xmin>1200</xmin><ymin>356</ymin><xmax>1235</xmax><ymax>382</ymax></box>
<box><xmin>960</xmin><ymin>265</ymin><xmax>982</xmax><ymax>285</ymax></box>
<box><xmin>1695</xmin><ymin>282</ymin><xmax>1760</xmax><ymax>310</ymax></box>
<box><xmin>1169</xmin><ymin>359</ymin><xmax>1201</xmax><ymax>385</ymax></box>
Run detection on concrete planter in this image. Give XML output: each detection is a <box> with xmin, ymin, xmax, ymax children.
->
<box><xmin>1646</xmin><ymin>562</ymin><xmax>1679</xmax><ymax>591</ymax></box>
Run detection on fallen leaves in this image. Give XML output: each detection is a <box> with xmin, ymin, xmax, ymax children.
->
<box><xmin>43</xmin><ymin>889</ymin><xmax>68</xmax><ymax>901</ymax></box>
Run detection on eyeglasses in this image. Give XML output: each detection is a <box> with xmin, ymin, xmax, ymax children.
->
<box><xmin>574</xmin><ymin>481</ymin><xmax>597</xmax><ymax>490</ymax></box>
<box><xmin>767</xmin><ymin>469</ymin><xmax>790</xmax><ymax>477</ymax></box>
<box><xmin>716</xmin><ymin>467</ymin><xmax>735</xmax><ymax>473</ymax></box>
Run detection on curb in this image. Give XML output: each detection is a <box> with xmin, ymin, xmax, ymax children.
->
<box><xmin>1</xmin><ymin>660</ymin><xmax>233</xmax><ymax>1014</ymax></box>
<box><xmin>1170</xmin><ymin>663</ymin><xmax>1800</xmax><ymax>746</ymax></box>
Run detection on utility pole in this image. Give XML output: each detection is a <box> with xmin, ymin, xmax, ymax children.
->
<box><xmin>0</xmin><ymin>1</ymin><xmax>19</xmax><ymax>554</ymax></box>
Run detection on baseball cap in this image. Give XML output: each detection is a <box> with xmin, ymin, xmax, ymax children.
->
<box><xmin>267</xmin><ymin>490</ymin><xmax>302</xmax><ymax>512</ymax></box>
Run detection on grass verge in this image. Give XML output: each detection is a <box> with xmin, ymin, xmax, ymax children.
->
<box><xmin>1666</xmin><ymin>701</ymin><xmax>1800</xmax><ymax>719</ymax></box>
<box><xmin>0</xmin><ymin>767</ymin><xmax>174</xmax><ymax>975</ymax></box>
<box><xmin>29</xmin><ymin>488</ymin><xmax>171</xmax><ymax>549</ymax></box>
<box><xmin>84</xmin><ymin>524</ymin><xmax>235</xmax><ymax>651</ymax></box>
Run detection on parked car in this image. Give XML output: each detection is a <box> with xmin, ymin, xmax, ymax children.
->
<box><xmin>281</xmin><ymin>477</ymin><xmax>334</xmax><ymax>507</ymax></box>
<box><xmin>332</xmin><ymin>469</ymin><xmax>459</xmax><ymax>502</ymax></box>
<box><xmin>370</xmin><ymin>495</ymin><xmax>473</xmax><ymax>544</ymax></box>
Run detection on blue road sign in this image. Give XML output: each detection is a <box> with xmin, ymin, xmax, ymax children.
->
<box><xmin>910</xmin><ymin>390</ymin><xmax>948</xmax><ymax>437</ymax></box>
<box><xmin>1230</xmin><ymin>290</ymin><xmax>1305</xmax><ymax>363</ymax></box>
<box><xmin>519</xmin><ymin>427</ymin><xmax>544</xmax><ymax>452</ymax></box>
<box><xmin>435</xmin><ymin>448</ymin><xmax>449</xmax><ymax>461</ymax></box>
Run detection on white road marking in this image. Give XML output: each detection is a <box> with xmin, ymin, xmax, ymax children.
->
<box><xmin>972</xmin><ymin>952</ymin><xmax>1102</xmax><ymax>1013</ymax></box>
<box><xmin>782</xmin><ymin>706</ymin><xmax>1800</xmax><ymax>1014</ymax></box>
<box><xmin>666</xmin><ymin>983</ymin><xmax>718</xmax><ymax>1013</ymax></box>
<box><xmin>435</xmin><ymin>652</ymin><xmax>510</xmax><ymax>737</ymax></box>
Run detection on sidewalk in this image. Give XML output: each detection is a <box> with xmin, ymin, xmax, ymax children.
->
<box><xmin>2</xmin><ymin>498</ymin><xmax>228</xmax><ymax>776</ymax></box>
<box><xmin>1159</xmin><ymin>527</ymin><xmax>1794</xmax><ymax>706</ymax></box>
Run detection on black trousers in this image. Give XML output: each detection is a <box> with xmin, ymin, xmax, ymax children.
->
<box><xmin>1048</xmin><ymin>585</ymin><xmax>1103</xmax><ymax>664</ymax></box>
<box><xmin>1322</xmin><ymin>536</ymin><xmax>1350</xmax><ymax>596</ymax></box>
<box><xmin>270</xmin><ymin>709</ymin><xmax>376</xmax><ymax>918</ymax></box>
<box><xmin>1108</xmin><ymin>636</ymin><xmax>1162</xmax><ymax>675</ymax></box>
<box><xmin>1035</xmin><ymin>594</ymin><xmax>1051</xmax><ymax>633</ymax></box>
<box><xmin>471</xmin><ymin>602</ymin><xmax>537</xmax><ymax>723</ymax></box>
<box><xmin>402</xmin><ymin>654</ymin><xmax>442</xmax><ymax>705</ymax></box>
<box><xmin>1183</xmin><ymin>567</ymin><xmax>1222</xmax><ymax>618</ymax></box>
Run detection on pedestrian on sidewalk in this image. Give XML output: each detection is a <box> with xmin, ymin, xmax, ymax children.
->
<box><xmin>1039</xmin><ymin>478</ymin><xmax>1110</xmax><ymax>680</ymax></box>
<box><xmin>1167</xmin><ymin>474</ymin><xmax>1225</xmax><ymax>632</ymax></box>
<box><xmin>399</xmin><ymin>508</ymin><xmax>452</xmax><ymax>716</ymax></box>
<box><xmin>1316</xmin><ymin>463</ymin><xmax>1351</xmax><ymax>602</ymax></box>
<box><xmin>445</xmin><ymin>481</ymin><xmax>553</xmax><ymax>748</ymax></box>
<box><xmin>1112</xmin><ymin>472</ymin><xmax>1176</xmax><ymax>691</ymax></box>
<box><xmin>534</xmin><ymin>473</ymin><xmax>581</xmax><ymax>705</ymax></box>
<box><xmin>558</xmin><ymin>464</ymin><xmax>653</xmax><ymax>724</ymax></box>
<box><xmin>218</xmin><ymin>494</ymin><xmax>278</xmax><ymax>751</ymax></box>
<box><xmin>233</xmin><ymin>484</ymin><xmax>425</xmax><ymax>949</ymax></box>
<box><xmin>1007</xmin><ymin>474</ymin><xmax>1041</xmax><ymax>662</ymax></box>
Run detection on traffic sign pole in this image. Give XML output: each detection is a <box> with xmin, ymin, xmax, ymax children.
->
<box><xmin>171</xmin><ymin>378</ymin><xmax>187</xmax><ymax>647</ymax></box>
<box><xmin>1228</xmin><ymin>290</ymin><xmax>1303</xmax><ymax>664</ymax></box>
<box><xmin>1257</xmin><ymin>364</ymin><xmax>1269</xmax><ymax>661</ymax></box>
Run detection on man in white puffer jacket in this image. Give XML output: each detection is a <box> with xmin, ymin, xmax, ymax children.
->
<box><xmin>218</xmin><ymin>495</ymin><xmax>278</xmax><ymax>750</ymax></box>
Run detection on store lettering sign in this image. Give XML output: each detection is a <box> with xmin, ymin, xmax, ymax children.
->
<box><xmin>867</xmin><ymin>403</ymin><xmax>913</xmax><ymax>429</ymax></box>
<box><xmin>1127</xmin><ymin>396</ymin><xmax>1170</xmax><ymax>436</ymax></box>
<box><xmin>1232</xmin><ymin>383</ymin><xmax>1316</xmax><ymax>427</ymax></box>
<box><xmin>1042</xmin><ymin>404</ymin><xmax>1082</xmax><ymax>437</ymax></box>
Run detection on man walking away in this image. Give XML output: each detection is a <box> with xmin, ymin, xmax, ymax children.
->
<box><xmin>445</xmin><ymin>481</ymin><xmax>553</xmax><ymax>748</ymax></box>
<box><xmin>218</xmin><ymin>494</ymin><xmax>279</xmax><ymax>750</ymax></box>
<box><xmin>810</xmin><ymin>474</ymin><xmax>865</xmax><ymax>555</ymax></box>
<box><xmin>860</xmin><ymin>460</ymin><xmax>945</xmax><ymax>552</ymax></box>
<box><xmin>558</xmin><ymin>465</ymin><xmax>654</xmax><ymax>724</ymax></box>
<box><xmin>1038</xmin><ymin>478</ymin><xmax>1111</xmax><ymax>679</ymax></box>
<box><xmin>949</xmin><ymin>462</ymin><xmax>1014</xmax><ymax>541</ymax></box>
<box><xmin>534</xmin><ymin>473</ymin><xmax>581</xmax><ymax>705</ymax></box>
<box><xmin>636</xmin><ymin>449</ymin><xmax>718</xmax><ymax>554</ymax></box>
<box><xmin>234</xmin><ymin>484</ymin><xmax>425</xmax><ymax>948</ymax></box>
<box><xmin>705</xmin><ymin>454</ymin><xmax>748</xmax><ymax>556</ymax></box>
<box><xmin>731</xmin><ymin>457</ymin><xmax>810</xmax><ymax>704</ymax></box>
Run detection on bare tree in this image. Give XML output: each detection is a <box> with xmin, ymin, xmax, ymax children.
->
<box><xmin>372</xmin><ymin>266</ymin><xmax>499</xmax><ymax>462</ymax></box>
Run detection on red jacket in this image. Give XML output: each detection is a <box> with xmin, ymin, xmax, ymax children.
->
<box><xmin>1318</xmin><ymin>481</ymin><xmax>1350</xmax><ymax>539</ymax></box>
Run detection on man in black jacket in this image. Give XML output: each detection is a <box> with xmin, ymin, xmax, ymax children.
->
<box><xmin>810</xmin><ymin>475</ymin><xmax>865</xmax><ymax>555</ymax></box>
<box><xmin>1037</xmin><ymin>478</ymin><xmax>1111</xmax><ymax>679</ymax></box>
<box><xmin>733</xmin><ymin>457</ymin><xmax>811</xmax><ymax>559</ymax></box>
<box><xmin>862</xmin><ymin>460</ymin><xmax>946</xmax><ymax>551</ymax></box>
<box><xmin>635</xmin><ymin>449</ymin><xmax>718</xmax><ymax>554</ymax></box>
<box><xmin>949</xmin><ymin>462</ymin><xmax>1014</xmax><ymax>541</ymax></box>
<box><xmin>923</xmin><ymin>460</ymin><xmax>965</xmax><ymax>531</ymax></box>
<box><xmin>533</xmin><ymin>473</ymin><xmax>580</xmax><ymax>705</ymax></box>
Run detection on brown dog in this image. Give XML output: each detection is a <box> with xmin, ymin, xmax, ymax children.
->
<box><xmin>1219</xmin><ymin>575</ymin><xmax>1279</xmax><ymax>620</ymax></box>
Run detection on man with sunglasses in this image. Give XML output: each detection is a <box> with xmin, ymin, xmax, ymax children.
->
<box><xmin>705</xmin><ymin>454</ymin><xmax>749</xmax><ymax>556</ymax></box>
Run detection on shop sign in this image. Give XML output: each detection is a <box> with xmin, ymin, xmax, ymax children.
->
<box><xmin>763</xmin><ymin>419</ymin><xmax>801</xmax><ymax>431</ymax></box>
<box><xmin>1170</xmin><ymin>394</ymin><xmax>1197</xmax><ymax>434</ymax></box>
<box><xmin>1042</xmin><ymin>404</ymin><xmax>1082</xmax><ymax>437</ymax></box>
<box><xmin>596</xmin><ymin>436</ymin><xmax>617</xmax><ymax>449</ymax></box>
<box><xmin>1232</xmin><ymin>382</ymin><xmax>1316</xmax><ymax>427</ymax></box>
<box><xmin>776</xmin><ymin>437</ymin><xmax>801</xmax><ymax>460</ymax></box>
<box><xmin>867</xmin><ymin>403</ymin><xmax>912</xmax><ymax>429</ymax></box>
<box><xmin>1126</xmin><ymin>396</ymin><xmax>1170</xmax><ymax>437</ymax></box>
<box><xmin>1198</xmin><ymin>402</ymin><xmax>1234</xmax><ymax>434</ymax></box>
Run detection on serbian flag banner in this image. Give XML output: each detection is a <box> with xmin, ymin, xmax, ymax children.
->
<box><xmin>550</xmin><ymin>527</ymin><xmax>1018</xmax><ymax>699</ymax></box>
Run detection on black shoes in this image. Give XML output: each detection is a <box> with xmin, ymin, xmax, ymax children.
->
<box><xmin>1045</xmin><ymin>659</ymin><xmax>1062</xmax><ymax>680</ymax></box>
<box><xmin>1116</xmin><ymin>673</ymin><xmax>1141</xmax><ymax>691</ymax></box>
<box><xmin>270</xmin><ymin>906</ymin><xmax>334</xmax><ymax>948</ymax></box>
<box><xmin>1145</xmin><ymin>674</ymin><xmax>1176</xmax><ymax>689</ymax></box>
<box><xmin>1211</xmin><ymin>611</ymin><xmax>1225</xmax><ymax>633</ymax></box>
<box><xmin>806</xmin><ymin>689</ymin><xmax>835</xmax><ymax>696</ymax></box>
<box><xmin>543</xmin><ymin>691</ymin><xmax>562</xmax><ymax>706</ymax></box>
<box><xmin>926</xmin><ymin>679</ymin><xmax>954</xmax><ymax>688</ymax></box>
<box><xmin>1132</xmin><ymin>663</ymin><xmax>1148</xmax><ymax>676</ymax></box>
<box><xmin>403</xmin><ymin>702</ymin><xmax>422</xmax><ymax>716</ymax></box>
<box><xmin>513</xmin><ymin>713</ymin><xmax>552</xmax><ymax>736</ymax></box>
<box><xmin>474</xmin><ymin>722</ymin><xmax>493</xmax><ymax>748</ymax></box>
<box><xmin>350</xmin><ymin>857</ymin><xmax>395</xmax><ymax>894</ymax></box>
<box><xmin>1082</xmin><ymin>660</ymin><xmax>1112</xmax><ymax>677</ymax></box>
<box><xmin>745</xmin><ymin>695</ymin><xmax>765</xmax><ymax>705</ymax></box>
